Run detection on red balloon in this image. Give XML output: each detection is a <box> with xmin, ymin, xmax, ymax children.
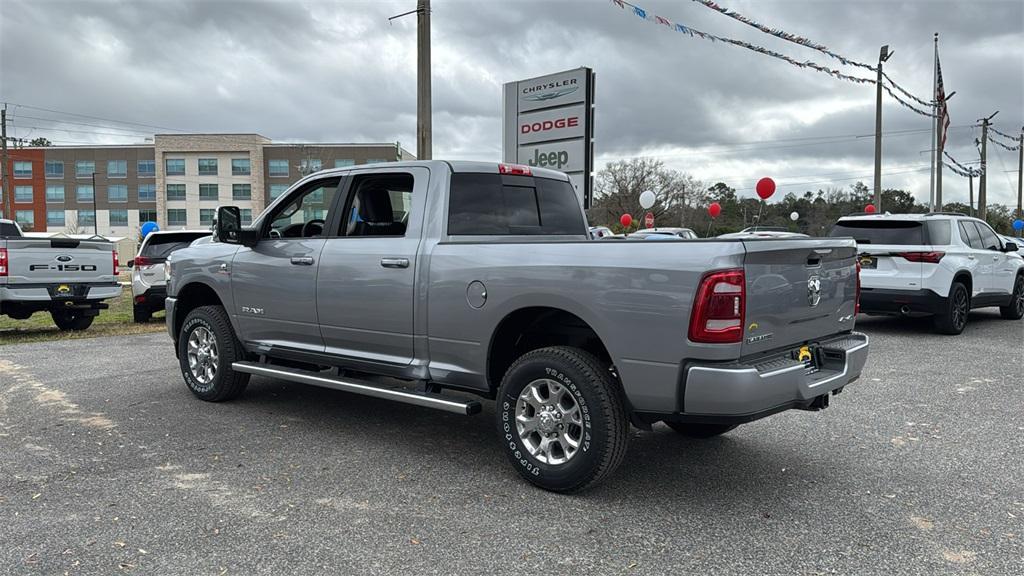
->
<box><xmin>864</xmin><ymin>204</ymin><xmax>877</xmax><ymax>214</ymax></box>
<box><xmin>708</xmin><ymin>202</ymin><xmax>722</xmax><ymax>218</ymax></box>
<box><xmin>756</xmin><ymin>177</ymin><xmax>776</xmax><ymax>200</ymax></box>
<box><xmin>620</xmin><ymin>213</ymin><xmax>633</xmax><ymax>228</ymax></box>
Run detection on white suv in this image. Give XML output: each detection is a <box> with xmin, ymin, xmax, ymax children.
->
<box><xmin>830</xmin><ymin>213</ymin><xmax>1024</xmax><ymax>334</ymax></box>
<box><xmin>128</xmin><ymin>230</ymin><xmax>210</xmax><ymax>323</ymax></box>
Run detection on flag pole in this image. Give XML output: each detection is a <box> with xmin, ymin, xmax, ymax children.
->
<box><xmin>928</xmin><ymin>32</ymin><xmax>938</xmax><ymax>212</ymax></box>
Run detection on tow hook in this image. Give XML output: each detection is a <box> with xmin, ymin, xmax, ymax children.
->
<box><xmin>809</xmin><ymin>394</ymin><xmax>830</xmax><ymax>410</ymax></box>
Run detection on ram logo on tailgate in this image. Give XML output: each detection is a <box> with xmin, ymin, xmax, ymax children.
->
<box><xmin>807</xmin><ymin>275</ymin><xmax>822</xmax><ymax>307</ymax></box>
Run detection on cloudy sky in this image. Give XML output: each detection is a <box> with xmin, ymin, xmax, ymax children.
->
<box><xmin>2</xmin><ymin>0</ymin><xmax>1022</xmax><ymax>206</ymax></box>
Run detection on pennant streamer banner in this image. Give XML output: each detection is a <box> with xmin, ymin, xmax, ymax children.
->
<box><xmin>882</xmin><ymin>72</ymin><xmax>934</xmax><ymax>108</ymax></box>
<box><xmin>691</xmin><ymin>0</ymin><xmax>876</xmax><ymax>72</ymax></box>
<box><xmin>610</xmin><ymin>1</ymin><xmax>936</xmax><ymax>119</ymax></box>
<box><xmin>988</xmin><ymin>136</ymin><xmax>1021</xmax><ymax>152</ymax></box>
<box><xmin>988</xmin><ymin>126</ymin><xmax>1021</xmax><ymax>142</ymax></box>
<box><xmin>942</xmin><ymin>151</ymin><xmax>982</xmax><ymax>178</ymax></box>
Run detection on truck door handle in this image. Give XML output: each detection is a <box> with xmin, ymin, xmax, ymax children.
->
<box><xmin>380</xmin><ymin>257</ymin><xmax>410</xmax><ymax>269</ymax></box>
<box><xmin>967</xmin><ymin>255</ymin><xmax>975</xmax><ymax>260</ymax></box>
<box><xmin>290</xmin><ymin>256</ymin><xmax>315</xmax><ymax>266</ymax></box>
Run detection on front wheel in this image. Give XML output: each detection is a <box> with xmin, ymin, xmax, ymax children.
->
<box><xmin>666</xmin><ymin>422</ymin><xmax>738</xmax><ymax>438</ymax></box>
<box><xmin>933</xmin><ymin>282</ymin><xmax>969</xmax><ymax>335</ymax></box>
<box><xmin>999</xmin><ymin>275</ymin><xmax>1024</xmax><ymax>320</ymax></box>
<box><xmin>496</xmin><ymin>346</ymin><xmax>629</xmax><ymax>493</ymax></box>
<box><xmin>178</xmin><ymin>305</ymin><xmax>249</xmax><ymax>402</ymax></box>
<box><xmin>50</xmin><ymin>309</ymin><xmax>94</xmax><ymax>331</ymax></box>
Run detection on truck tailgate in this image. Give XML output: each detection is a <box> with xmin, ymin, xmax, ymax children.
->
<box><xmin>741</xmin><ymin>238</ymin><xmax>858</xmax><ymax>356</ymax></box>
<box><xmin>3</xmin><ymin>238</ymin><xmax>117</xmax><ymax>285</ymax></box>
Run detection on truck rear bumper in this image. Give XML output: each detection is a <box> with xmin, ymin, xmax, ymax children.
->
<box><xmin>0</xmin><ymin>283</ymin><xmax>121</xmax><ymax>302</ymax></box>
<box><xmin>680</xmin><ymin>332</ymin><xmax>869</xmax><ymax>420</ymax></box>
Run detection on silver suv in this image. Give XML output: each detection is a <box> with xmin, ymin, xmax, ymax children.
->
<box><xmin>831</xmin><ymin>213</ymin><xmax>1024</xmax><ymax>334</ymax></box>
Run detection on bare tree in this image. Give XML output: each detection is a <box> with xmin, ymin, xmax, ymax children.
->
<box><xmin>589</xmin><ymin>158</ymin><xmax>705</xmax><ymax>229</ymax></box>
<box><xmin>65</xmin><ymin>215</ymin><xmax>81</xmax><ymax>235</ymax></box>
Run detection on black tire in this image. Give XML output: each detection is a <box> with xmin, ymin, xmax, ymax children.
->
<box><xmin>178</xmin><ymin>305</ymin><xmax>249</xmax><ymax>402</ymax></box>
<box><xmin>666</xmin><ymin>422</ymin><xmax>738</xmax><ymax>438</ymax></box>
<box><xmin>496</xmin><ymin>346</ymin><xmax>629</xmax><ymax>493</ymax></box>
<box><xmin>999</xmin><ymin>274</ymin><xmax>1024</xmax><ymax>320</ymax></box>
<box><xmin>133</xmin><ymin>304</ymin><xmax>152</xmax><ymax>324</ymax></box>
<box><xmin>50</xmin><ymin>309</ymin><xmax>94</xmax><ymax>331</ymax></box>
<box><xmin>934</xmin><ymin>282</ymin><xmax>969</xmax><ymax>335</ymax></box>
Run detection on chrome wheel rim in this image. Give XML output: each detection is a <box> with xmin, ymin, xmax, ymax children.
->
<box><xmin>952</xmin><ymin>289</ymin><xmax>968</xmax><ymax>330</ymax></box>
<box><xmin>187</xmin><ymin>326</ymin><xmax>219</xmax><ymax>384</ymax></box>
<box><xmin>516</xmin><ymin>378</ymin><xmax>583</xmax><ymax>466</ymax></box>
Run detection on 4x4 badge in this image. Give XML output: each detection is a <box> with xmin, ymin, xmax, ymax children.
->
<box><xmin>807</xmin><ymin>275</ymin><xmax>822</xmax><ymax>307</ymax></box>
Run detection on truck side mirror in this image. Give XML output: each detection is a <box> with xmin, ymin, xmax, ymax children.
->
<box><xmin>216</xmin><ymin>206</ymin><xmax>258</xmax><ymax>247</ymax></box>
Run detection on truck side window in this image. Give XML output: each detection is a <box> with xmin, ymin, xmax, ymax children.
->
<box><xmin>266</xmin><ymin>178</ymin><xmax>339</xmax><ymax>239</ymax></box>
<box><xmin>340</xmin><ymin>173</ymin><xmax>414</xmax><ymax>237</ymax></box>
<box><xmin>448</xmin><ymin>173</ymin><xmax>584</xmax><ymax>236</ymax></box>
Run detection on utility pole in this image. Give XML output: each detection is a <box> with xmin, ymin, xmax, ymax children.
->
<box><xmin>968</xmin><ymin>172</ymin><xmax>974</xmax><ymax>217</ymax></box>
<box><xmin>1017</xmin><ymin>128</ymin><xmax>1023</xmax><ymax>236</ymax></box>
<box><xmin>978</xmin><ymin>111</ymin><xmax>998</xmax><ymax>221</ymax></box>
<box><xmin>873</xmin><ymin>45</ymin><xmax>892</xmax><ymax>212</ymax></box>
<box><xmin>417</xmin><ymin>0</ymin><xmax>431</xmax><ymax>160</ymax></box>
<box><xmin>1</xmin><ymin>104</ymin><xmax>9</xmax><ymax>219</ymax></box>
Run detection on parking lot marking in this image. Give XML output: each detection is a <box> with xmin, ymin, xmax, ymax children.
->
<box><xmin>0</xmin><ymin>359</ymin><xmax>116</xmax><ymax>430</ymax></box>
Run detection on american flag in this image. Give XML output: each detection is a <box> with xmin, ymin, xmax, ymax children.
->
<box><xmin>936</xmin><ymin>55</ymin><xmax>951</xmax><ymax>149</ymax></box>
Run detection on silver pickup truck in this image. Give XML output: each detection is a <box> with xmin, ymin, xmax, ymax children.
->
<box><xmin>1</xmin><ymin>218</ymin><xmax>121</xmax><ymax>330</ymax></box>
<box><xmin>165</xmin><ymin>161</ymin><xmax>868</xmax><ymax>492</ymax></box>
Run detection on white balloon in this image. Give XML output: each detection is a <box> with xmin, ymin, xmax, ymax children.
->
<box><xmin>790</xmin><ymin>211</ymin><xmax>799</xmax><ymax>221</ymax></box>
<box><xmin>639</xmin><ymin>190</ymin><xmax>656</xmax><ymax>210</ymax></box>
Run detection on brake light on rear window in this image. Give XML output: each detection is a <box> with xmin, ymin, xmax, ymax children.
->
<box><xmin>498</xmin><ymin>163</ymin><xmax>532</xmax><ymax>176</ymax></box>
<box><xmin>689</xmin><ymin>269</ymin><xmax>745</xmax><ymax>344</ymax></box>
<box><xmin>0</xmin><ymin>248</ymin><xmax>7</xmax><ymax>277</ymax></box>
<box><xmin>898</xmin><ymin>251</ymin><xmax>945</xmax><ymax>263</ymax></box>
<box><xmin>113</xmin><ymin>250</ymin><xmax>120</xmax><ymax>275</ymax></box>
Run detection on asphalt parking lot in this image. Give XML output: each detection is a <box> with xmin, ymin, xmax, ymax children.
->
<box><xmin>1</xmin><ymin>312</ymin><xmax>1022</xmax><ymax>575</ymax></box>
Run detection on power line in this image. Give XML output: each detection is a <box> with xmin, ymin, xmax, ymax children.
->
<box><xmin>1</xmin><ymin>101</ymin><xmax>189</xmax><ymax>133</ymax></box>
<box><xmin>12</xmin><ymin>124</ymin><xmax>154</xmax><ymax>138</ymax></box>
<box><xmin>10</xmin><ymin>114</ymin><xmax>153</xmax><ymax>136</ymax></box>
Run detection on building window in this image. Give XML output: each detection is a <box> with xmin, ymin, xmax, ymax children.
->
<box><xmin>46</xmin><ymin>185</ymin><xmax>65</xmax><ymax>203</ymax></box>
<box><xmin>166</xmin><ymin>184</ymin><xmax>186</xmax><ymax>201</ymax></box>
<box><xmin>76</xmin><ymin>185</ymin><xmax>94</xmax><ymax>202</ymax></box>
<box><xmin>47</xmin><ymin>209</ymin><xmax>65</xmax><ymax>227</ymax></box>
<box><xmin>76</xmin><ymin>160</ymin><xmax>95</xmax><ymax>177</ymax></box>
<box><xmin>45</xmin><ymin>160</ymin><xmax>64</xmax><ymax>178</ymax></box>
<box><xmin>15</xmin><ymin>210</ymin><xmax>34</xmax><ymax>228</ymax></box>
<box><xmin>198</xmin><ymin>158</ymin><xmax>218</xmax><ymax>176</ymax></box>
<box><xmin>167</xmin><ymin>209</ymin><xmax>187</xmax><ymax>226</ymax></box>
<box><xmin>13</xmin><ymin>161</ymin><xmax>32</xmax><ymax>178</ymax></box>
<box><xmin>109</xmin><ymin>209</ymin><xmax>128</xmax><ymax>226</ymax></box>
<box><xmin>365</xmin><ymin>158</ymin><xmax>389</xmax><ymax>165</ymax></box>
<box><xmin>240</xmin><ymin>208</ymin><xmax>253</xmax><ymax>225</ymax></box>
<box><xmin>269</xmin><ymin>184</ymin><xmax>288</xmax><ymax>200</ymax></box>
<box><xmin>268</xmin><ymin>159</ymin><xmax>289</xmax><ymax>177</ymax></box>
<box><xmin>335</xmin><ymin>159</ymin><xmax>355</xmax><ymax>168</ymax></box>
<box><xmin>78</xmin><ymin>209</ymin><xmax>96</xmax><ymax>226</ymax></box>
<box><xmin>107</xmin><ymin>159</ymin><xmax>127</xmax><ymax>178</ymax></box>
<box><xmin>301</xmin><ymin>159</ymin><xmax>322</xmax><ymax>174</ymax></box>
<box><xmin>15</xmin><ymin>186</ymin><xmax>33</xmax><ymax>202</ymax></box>
<box><xmin>199</xmin><ymin>208</ymin><xmax>215</xmax><ymax>226</ymax></box>
<box><xmin>138</xmin><ymin>184</ymin><xmax>156</xmax><ymax>202</ymax></box>
<box><xmin>231</xmin><ymin>158</ymin><xmax>251</xmax><ymax>176</ymax></box>
<box><xmin>108</xmin><ymin>184</ymin><xmax>128</xmax><ymax>203</ymax></box>
<box><xmin>165</xmin><ymin>158</ymin><xmax>185</xmax><ymax>176</ymax></box>
<box><xmin>139</xmin><ymin>209</ymin><xmax>158</xmax><ymax>223</ymax></box>
<box><xmin>231</xmin><ymin>183</ymin><xmax>251</xmax><ymax>200</ymax></box>
<box><xmin>199</xmin><ymin>183</ymin><xmax>219</xmax><ymax>201</ymax></box>
<box><xmin>138</xmin><ymin>159</ymin><xmax>156</xmax><ymax>177</ymax></box>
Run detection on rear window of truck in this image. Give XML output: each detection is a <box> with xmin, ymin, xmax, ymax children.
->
<box><xmin>1</xmin><ymin>221</ymin><xmax>22</xmax><ymax>237</ymax></box>
<box><xmin>448</xmin><ymin>174</ymin><xmax>585</xmax><ymax>236</ymax></box>
<box><xmin>141</xmin><ymin>233</ymin><xmax>210</xmax><ymax>259</ymax></box>
<box><xmin>829</xmin><ymin>220</ymin><xmax>949</xmax><ymax>245</ymax></box>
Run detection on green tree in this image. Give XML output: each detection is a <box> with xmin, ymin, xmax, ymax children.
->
<box><xmin>29</xmin><ymin>137</ymin><xmax>52</xmax><ymax>147</ymax></box>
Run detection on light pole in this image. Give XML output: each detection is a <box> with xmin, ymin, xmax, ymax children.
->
<box><xmin>90</xmin><ymin>171</ymin><xmax>99</xmax><ymax>235</ymax></box>
<box><xmin>872</xmin><ymin>45</ymin><xmax>892</xmax><ymax>212</ymax></box>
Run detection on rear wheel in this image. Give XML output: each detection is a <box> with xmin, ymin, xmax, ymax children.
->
<box><xmin>666</xmin><ymin>422</ymin><xmax>738</xmax><ymax>438</ymax></box>
<box><xmin>999</xmin><ymin>275</ymin><xmax>1024</xmax><ymax>320</ymax></box>
<box><xmin>497</xmin><ymin>346</ymin><xmax>629</xmax><ymax>493</ymax></box>
<box><xmin>133</xmin><ymin>304</ymin><xmax>152</xmax><ymax>324</ymax></box>
<box><xmin>934</xmin><ymin>282</ymin><xmax>969</xmax><ymax>335</ymax></box>
<box><xmin>178</xmin><ymin>305</ymin><xmax>249</xmax><ymax>402</ymax></box>
<box><xmin>50</xmin><ymin>309</ymin><xmax>94</xmax><ymax>331</ymax></box>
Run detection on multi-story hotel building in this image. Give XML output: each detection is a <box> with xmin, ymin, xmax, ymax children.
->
<box><xmin>1</xmin><ymin>134</ymin><xmax>413</xmax><ymax>244</ymax></box>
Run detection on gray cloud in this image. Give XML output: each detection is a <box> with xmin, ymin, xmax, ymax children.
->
<box><xmin>1</xmin><ymin>0</ymin><xmax>1021</xmax><ymax>206</ymax></box>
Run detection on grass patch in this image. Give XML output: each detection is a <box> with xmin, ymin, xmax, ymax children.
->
<box><xmin>0</xmin><ymin>287</ymin><xmax>166</xmax><ymax>346</ymax></box>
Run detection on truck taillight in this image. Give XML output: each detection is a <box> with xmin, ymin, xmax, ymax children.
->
<box><xmin>134</xmin><ymin>256</ymin><xmax>152</xmax><ymax>267</ymax></box>
<box><xmin>0</xmin><ymin>248</ymin><xmax>7</xmax><ymax>277</ymax></box>
<box><xmin>113</xmin><ymin>250</ymin><xmax>120</xmax><ymax>275</ymax></box>
<box><xmin>689</xmin><ymin>269</ymin><xmax>745</xmax><ymax>344</ymax></box>
<box><xmin>855</xmin><ymin>260</ymin><xmax>861</xmax><ymax>314</ymax></box>
<box><xmin>898</xmin><ymin>251</ymin><xmax>945</xmax><ymax>263</ymax></box>
<box><xmin>498</xmin><ymin>163</ymin><xmax>532</xmax><ymax>176</ymax></box>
